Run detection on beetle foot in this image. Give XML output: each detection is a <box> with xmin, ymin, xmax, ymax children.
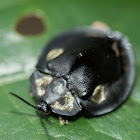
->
<box><xmin>29</xmin><ymin>92</ymin><xmax>34</xmax><ymax>97</ymax></box>
<box><xmin>59</xmin><ymin>116</ymin><xmax>68</xmax><ymax>125</ymax></box>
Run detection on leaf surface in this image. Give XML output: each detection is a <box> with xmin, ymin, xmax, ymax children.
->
<box><xmin>0</xmin><ymin>0</ymin><xmax>140</xmax><ymax>140</ymax></box>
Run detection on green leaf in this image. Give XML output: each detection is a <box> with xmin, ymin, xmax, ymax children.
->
<box><xmin>0</xmin><ymin>0</ymin><xmax>140</xmax><ymax>140</ymax></box>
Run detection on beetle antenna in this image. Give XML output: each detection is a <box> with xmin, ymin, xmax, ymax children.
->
<box><xmin>9</xmin><ymin>92</ymin><xmax>39</xmax><ymax>110</ymax></box>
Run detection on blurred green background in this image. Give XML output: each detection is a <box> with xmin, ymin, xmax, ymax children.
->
<box><xmin>0</xmin><ymin>0</ymin><xmax>140</xmax><ymax>140</ymax></box>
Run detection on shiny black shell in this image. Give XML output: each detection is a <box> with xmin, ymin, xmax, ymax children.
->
<box><xmin>30</xmin><ymin>27</ymin><xmax>135</xmax><ymax>116</ymax></box>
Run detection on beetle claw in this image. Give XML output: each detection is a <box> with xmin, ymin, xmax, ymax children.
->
<box><xmin>59</xmin><ymin>116</ymin><xmax>68</xmax><ymax>125</ymax></box>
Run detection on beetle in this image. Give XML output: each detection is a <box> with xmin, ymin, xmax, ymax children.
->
<box><xmin>10</xmin><ymin>23</ymin><xmax>135</xmax><ymax>124</ymax></box>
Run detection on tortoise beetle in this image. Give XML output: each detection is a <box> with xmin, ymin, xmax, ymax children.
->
<box><xmin>29</xmin><ymin>24</ymin><xmax>135</xmax><ymax>117</ymax></box>
<box><xmin>10</xmin><ymin>23</ymin><xmax>135</xmax><ymax>124</ymax></box>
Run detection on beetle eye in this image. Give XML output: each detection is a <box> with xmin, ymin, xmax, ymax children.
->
<box><xmin>36</xmin><ymin>101</ymin><xmax>49</xmax><ymax>114</ymax></box>
<box><xmin>37</xmin><ymin>107</ymin><xmax>44</xmax><ymax>112</ymax></box>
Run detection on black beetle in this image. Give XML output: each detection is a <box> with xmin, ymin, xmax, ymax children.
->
<box><xmin>10</xmin><ymin>24</ymin><xmax>135</xmax><ymax>124</ymax></box>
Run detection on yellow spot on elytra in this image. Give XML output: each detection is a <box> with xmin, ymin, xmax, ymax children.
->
<box><xmin>35</xmin><ymin>75</ymin><xmax>53</xmax><ymax>96</ymax></box>
<box><xmin>92</xmin><ymin>85</ymin><xmax>106</xmax><ymax>103</ymax></box>
<box><xmin>46</xmin><ymin>48</ymin><xmax>64</xmax><ymax>61</ymax></box>
<box><xmin>112</xmin><ymin>42</ymin><xmax>120</xmax><ymax>57</ymax></box>
<box><xmin>51</xmin><ymin>92</ymin><xmax>74</xmax><ymax>112</ymax></box>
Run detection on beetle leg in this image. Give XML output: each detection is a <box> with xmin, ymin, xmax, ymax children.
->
<box><xmin>59</xmin><ymin>115</ymin><xmax>68</xmax><ymax>125</ymax></box>
<box><xmin>29</xmin><ymin>91</ymin><xmax>34</xmax><ymax>97</ymax></box>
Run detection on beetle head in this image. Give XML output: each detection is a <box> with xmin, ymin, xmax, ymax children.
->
<box><xmin>36</xmin><ymin>100</ymin><xmax>50</xmax><ymax>115</ymax></box>
<box><xmin>9</xmin><ymin>92</ymin><xmax>50</xmax><ymax>115</ymax></box>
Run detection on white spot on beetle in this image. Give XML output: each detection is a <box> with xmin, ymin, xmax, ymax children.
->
<box><xmin>46</xmin><ymin>48</ymin><xmax>64</xmax><ymax>61</ymax></box>
<box><xmin>112</xmin><ymin>42</ymin><xmax>120</xmax><ymax>57</ymax></box>
<box><xmin>35</xmin><ymin>75</ymin><xmax>53</xmax><ymax>96</ymax></box>
<box><xmin>92</xmin><ymin>85</ymin><xmax>106</xmax><ymax>103</ymax></box>
<box><xmin>51</xmin><ymin>92</ymin><xmax>74</xmax><ymax>111</ymax></box>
